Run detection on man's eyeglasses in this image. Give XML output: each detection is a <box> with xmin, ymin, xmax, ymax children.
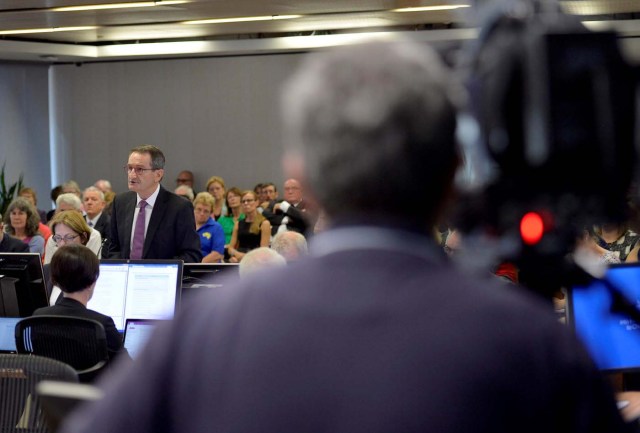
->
<box><xmin>53</xmin><ymin>234</ymin><xmax>80</xmax><ymax>244</ymax></box>
<box><xmin>124</xmin><ymin>165</ymin><xmax>156</xmax><ymax>175</ymax></box>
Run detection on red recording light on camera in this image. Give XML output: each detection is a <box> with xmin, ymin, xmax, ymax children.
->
<box><xmin>520</xmin><ymin>212</ymin><xmax>545</xmax><ymax>245</ymax></box>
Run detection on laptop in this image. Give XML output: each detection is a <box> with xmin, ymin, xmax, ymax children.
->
<box><xmin>0</xmin><ymin>317</ymin><xmax>21</xmax><ymax>353</ymax></box>
<box><xmin>568</xmin><ymin>263</ymin><xmax>640</xmax><ymax>372</ymax></box>
<box><xmin>122</xmin><ymin>319</ymin><xmax>161</xmax><ymax>360</ymax></box>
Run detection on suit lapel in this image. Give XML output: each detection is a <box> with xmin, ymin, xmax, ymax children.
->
<box><xmin>143</xmin><ymin>186</ymin><xmax>168</xmax><ymax>258</ymax></box>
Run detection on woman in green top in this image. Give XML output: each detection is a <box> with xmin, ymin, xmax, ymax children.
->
<box><xmin>217</xmin><ymin>187</ymin><xmax>245</xmax><ymax>246</ymax></box>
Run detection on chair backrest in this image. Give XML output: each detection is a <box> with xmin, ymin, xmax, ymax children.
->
<box><xmin>15</xmin><ymin>316</ymin><xmax>109</xmax><ymax>382</ymax></box>
<box><xmin>0</xmin><ymin>353</ymin><xmax>78</xmax><ymax>432</ymax></box>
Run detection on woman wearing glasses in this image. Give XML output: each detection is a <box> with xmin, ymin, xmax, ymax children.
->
<box><xmin>193</xmin><ymin>192</ymin><xmax>225</xmax><ymax>263</ymax></box>
<box><xmin>44</xmin><ymin>210</ymin><xmax>102</xmax><ymax>264</ymax></box>
<box><xmin>228</xmin><ymin>191</ymin><xmax>271</xmax><ymax>263</ymax></box>
<box><xmin>44</xmin><ymin>210</ymin><xmax>102</xmax><ymax>305</ymax></box>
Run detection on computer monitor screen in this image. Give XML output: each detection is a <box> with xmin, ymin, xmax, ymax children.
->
<box><xmin>0</xmin><ymin>253</ymin><xmax>48</xmax><ymax>317</ymax></box>
<box><xmin>87</xmin><ymin>260</ymin><xmax>181</xmax><ymax>331</ymax></box>
<box><xmin>0</xmin><ymin>317</ymin><xmax>20</xmax><ymax>352</ymax></box>
<box><xmin>181</xmin><ymin>263</ymin><xmax>239</xmax><ymax>301</ymax></box>
<box><xmin>123</xmin><ymin>319</ymin><xmax>161</xmax><ymax>359</ymax></box>
<box><xmin>568</xmin><ymin>263</ymin><xmax>640</xmax><ymax>372</ymax></box>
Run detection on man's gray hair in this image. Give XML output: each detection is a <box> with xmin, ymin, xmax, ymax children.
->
<box><xmin>271</xmin><ymin>231</ymin><xmax>308</xmax><ymax>262</ymax></box>
<box><xmin>56</xmin><ymin>193</ymin><xmax>83</xmax><ymax>210</ymax></box>
<box><xmin>239</xmin><ymin>247</ymin><xmax>286</xmax><ymax>279</ymax></box>
<box><xmin>131</xmin><ymin>145</ymin><xmax>165</xmax><ymax>170</ymax></box>
<box><xmin>175</xmin><ymin>185</ymin><xmax>195</xmax><ymax>201</ymax></box>
<box><xmin>94</xmin><ymin>179</ymin><xmax>112</xmax><ymax>191</ymax></box>
<box><xmin>281</xmin><ymin>38</ymin><xmax>460</xmax><ymax>225</ymax></box>
<box><xmin>83</xmin><ymin>186</ymin><xmax>105</xmax><ymax>201</ymax></box>
<box><xmin>62</xmin><ymin>180</ymin><xmax>82</xmax><ymax>197</ymax></box>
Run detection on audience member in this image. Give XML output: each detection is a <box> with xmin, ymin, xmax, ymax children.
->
<box><xmin>61</xmin><ymin>40</ymin><xmax>626</xmax><ymax>433</ymax></box>
<box><xmin>239</xmin><ymin>247</ymin><xmax>286</xmax><ymax>279</ymax></box>
<box><xmin>176</xmin><ymin>170</ymin><xmax>195</xmax><ymax>189</ymax></box>
<box><xmin>83</xmin><ymin>186</ymin><xmax>111</xmax><ymax>244</ymax></box>
<box><xmin>589</xmin><ymin>224</ymin><xmax>640</xmax><ymax>263</ymax></box>
<box><xmin>94</xmin><ymin>179</ymin><xmax>113</xmax><ymax>194</ymax></box>
<box><xmin>19</xmin><ymin>187</ymin><xmax>48</xmax><ymax>223</ymax></box>
<box><xmin>33</xmin><ymin>244</ymin><xmax>127</xmax><ymax>363</ymax></box>
<box><xmin>193</xmin><ymin>192</ymin><xmax>225</xmax><ymax>263</ymax></box>
<box><xmin>175</xmin><ymin>185</ymin><xmax>195</xmax><ymax>201</ymax></box>
<box><xmin>258</xmin><ymin>182</ymin><xmax>279</xmax><ymax>213</ymax></box>
<box><xmin>45</xmin><ymin>210</ymin><xmax>102</xmax><ymax>265</ymax></box>
<box><xmin>271</xmin><ymin>231</ymin><xmax>308</xmax><ymax>262</ymax></box>
<box><xmin>46</xmin><ymin>185</ymin><xmax>63</xmax><ymax>221</ymax></box>
<box><xmin>262</xmin><ymin>178</ymin><xmax>317</xmax><ymax>236</ymax></box>
<box><xmin>205</xmin><ymin>176</ymin><xmax>227</xmax><ymax>220</ymax></box>
<box><xmin>228</xmin><ymin>190</ymin><xmax>271</xmax><ymax>262</ymax></box>
<box><xmin>56</xmin><ymin>193</ymin><xmax>83</xmax><ymax>214</ymax></box>
<box><xmin>217</xmin><ymin>187</ymin><xmax>245</xmax><ymax>245</ymax></box>
<box><xmin>103</xmin><ymin>190</ymin><xmax>116</xmax><ymax>215</ymax></box>
<box><xmin>107</xmin><ymin>145</ymin><xmax>201</xmax><ymax>262</ymax></box>
<box><xmin>19</xmin><ymin>187</ymin><xmax>51</xmax><ymax>240</ymax></box>
<box><xmin>263</xmin><ymin>182</ymin><xmax>278</xmax><ymax>203</ymax></box>
<box><xmin>0</xmin><ymin>213</ymin><xmax>29</xmax><ymax>252</ymax></box>
<box><xmin>44</xmin><ymin>210</ymin><xmax>102</xmax><ymax>304</ymax></box>
<box><xmin>255</xmin><ymin>183</ymin><xmax>266</xmax><ymax>204</ymax></box>
<box><xmin>3</xmin><ymin>198</ymin><xmax>44</xmax><ymax>255</ymax></box>
<box><xmin>62</xmin><ymin>180</ymin><xmax>82</xmax><ymax>198</ymax></box>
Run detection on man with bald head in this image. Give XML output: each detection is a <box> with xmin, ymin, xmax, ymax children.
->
<box><xmin>262</xmin><ymin>178</ymin><xmax>317</xmax><ymax>236</ymax></box>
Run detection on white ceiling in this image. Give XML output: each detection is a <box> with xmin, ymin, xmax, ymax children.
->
<box><xmin>0</xmin><ymin>0</ymin><xmax>638</xmax><ymax>62</ymax></box>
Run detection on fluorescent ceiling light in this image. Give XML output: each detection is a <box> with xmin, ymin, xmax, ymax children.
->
<box><xmin>183</xmin><ymin>15</ymin><xmax>301</xmax><ymax>25</ymax></box>
<box><xmin>0</xmin><ymin>26</ymin><xmax>97</xmax><ymax>35</ymax></box>
<box><xmin>392</xmin><ymin>5</ymin><xmax>471</xmax><ymax>12</ymax></box>
<box><xmin>52</xmin><ymin>1</ymin><xmax>187</xmax><ymax>12</ymax></box>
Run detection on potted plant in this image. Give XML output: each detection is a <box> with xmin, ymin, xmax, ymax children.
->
<box><xmin>0</xmin><ymin>162</ymin><xmax>23</xmax><ymax>217</ymax></box>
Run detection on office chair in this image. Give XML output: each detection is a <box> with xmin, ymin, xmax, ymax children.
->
<box><xmin>15</xmin><ymin>316</ymin><xmax>109</xmax><ymax>383</ymax></box>
<box><xmin>0</xmin><ymin>353</ymin><xmax>78</xmax><ymax>432</ymax></box>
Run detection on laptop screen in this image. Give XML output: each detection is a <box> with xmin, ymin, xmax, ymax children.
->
<box><xmin>88</xmin><ymin>260</ymin><xmax>182</xmax><ymax>331</ymax></box>
<box><xmin>0</xmin><ymin>317</ymin><xmax>21</xmax><ymax>352</ymax></box>
<box><xmin>568</xmin><ymin>263</ymin><xmax>640</xmax><ymax>372</ymax></box>
<box><xmin>123</xmin><ymin>319</ymin><xmax>159</xmax><ymax>359</ymax></box>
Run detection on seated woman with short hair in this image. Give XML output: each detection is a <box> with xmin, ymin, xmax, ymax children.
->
<box><xmin>32</xmin><ymin>244</ymin><xmax>126</xmax><ymax>362</ymax></box>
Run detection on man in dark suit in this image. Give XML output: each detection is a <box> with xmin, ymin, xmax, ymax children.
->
<box><xmin>107</xmin><ymin>145</ymin><xmax>202</xmax><ymax>263</ymax></box>
<box><xmin>83</xmin><ymin>186</ymin><xmax>110</xmax><ymax>250</ymax></box>
<box><xmin>62</xmin><ymin>41</ymin><xmax>627</xmax><ymax>433</ymax></box>
<box><xmin>0</xmin><ymin>217</ymin><xmax>29</xmax><ymax>252</ymax></box>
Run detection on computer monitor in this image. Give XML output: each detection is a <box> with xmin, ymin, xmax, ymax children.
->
<box><xmin>181</xmin><ymin>263</ymin><xmax>239</xmax><ymax>300</ymax></box>
<box><xmin>123</xmin><ymin>319</ymin><xmax>161</xmax><ymax>360</ymax></box>
<box><xmin>87</xmin><ymin>260</ymin><xmax>182</xmax><ymax>331</ymax></box>
<box><xmin>568</xmin><ymin>263</ymin><xmax>640</xmax><ymax>372</ymax></box>
<box><xmin>0</xmin><ymin>253</ymin><xmax>48</xmax><ymax>317</ymax></box>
